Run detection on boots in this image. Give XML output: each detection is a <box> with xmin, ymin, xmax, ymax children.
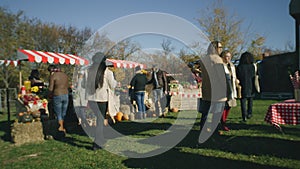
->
<box><xmin>221</xmin><ymin>109</ymin><xmax>230</xmax><ymax>131</ymax></box>
<box><xmin>136</xmin><ymin>112</ymin><xmax>143</xmax><ymax>120</ymax></box>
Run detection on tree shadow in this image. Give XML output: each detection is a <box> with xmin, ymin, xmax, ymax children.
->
<box><xmin>122</xmin><ymin>147</ymin><xmax>286</xmax><ymax>169</ymax></box>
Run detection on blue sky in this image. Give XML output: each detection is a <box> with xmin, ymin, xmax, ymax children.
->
<box><xmin>0</xmin><ymin>0</ymin><xmax>296</xmax><ymax>52</ymax></box>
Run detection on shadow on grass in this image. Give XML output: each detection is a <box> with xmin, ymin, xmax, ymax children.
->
<box><xmin>0</xmin><ymin>120</ymin><xmax>13</xmax><ymax>143</ymax></box>
<box><xmin>1</xmin><ymin>111</ymin><xmax>299</xmax><ymax>169</ymax></box>
<box><xmin>177</xmin><ymin>123</ymin><xmax>300</xmax><ymax>161</ymax></box>
<box><xmin>57</xmin><ymin>119</ymin><xmax>174</xmax><ymax>150</ymax></box>
<box><xmin>121</xmin><ymin>122</ymin><xmax>299</xmax><ymax>169</ymax></box>
<box><xmin>57</xmin><ymin>115</ymin><xmax>300</xmax><ymax>162</ymax></box>
<box><xmin>122</xmin><ymin>147</ymin><xmax>286</xmax><ymax>169</ymax></box>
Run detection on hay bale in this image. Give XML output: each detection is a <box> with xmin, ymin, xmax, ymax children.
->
<box><xmin>120</xmin><ymin>104</ymin><xmax>131</xmax><ymax>115</ymax></box>
<box><xmin>11</xmin><ymin>121</ymin><xmax>44</xmax><ymax>146</ymax></box>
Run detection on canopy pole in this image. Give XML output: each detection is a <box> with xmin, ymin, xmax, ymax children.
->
<box><xmin>19</xmin><ymin>71</ymin><xmax>22</xmax><ymax>88</ymax></box>
<box><xmin>6</xmin><ymin>88</ymin><xmax>10</xmax><ymax>122</ymax></box>
<box><xmin>18</xmin><ymin>62</ymin><xmax>22</xmax><ymax>89</ymax></box>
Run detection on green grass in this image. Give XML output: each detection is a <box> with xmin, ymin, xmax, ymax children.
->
<box><xmin>0</xmin><ymin>99</ymin><xmax>300</xmax><ymax>169</ymax></box>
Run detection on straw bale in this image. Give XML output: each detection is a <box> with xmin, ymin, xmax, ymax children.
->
<box><xmin>11</xmin><ymin>121</ymin><xmax>44</xmax><ymax>146</ymax></box>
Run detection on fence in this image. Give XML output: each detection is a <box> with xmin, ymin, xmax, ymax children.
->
<box><xmin>0</xmin><ymin>88</ymin><xmax>17</xmax><ymax>113</ymax></box>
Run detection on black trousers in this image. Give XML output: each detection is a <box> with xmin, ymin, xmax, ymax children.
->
<box><xmin>88</xmin><ymin>101</ymin><xmax>107</xmax><ymax>147</ymax></box>
<box><xmin>240</xmin><ymin>97</ymin><xmax>253</xmax><ymax>120</ymax></box>
<box><xmin>199</xmin><ymin>100</ymin><xmax>211</xmax><ymax>129</ymax></box>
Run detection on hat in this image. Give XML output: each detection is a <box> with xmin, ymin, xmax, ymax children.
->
<box><xmin>135</xmin><ymin>66</ymin><xmax>141</xmax><ymax>72</ymax></box>
<box><xmin>92</xmin><ymin>52</ymin><xmax>106</xmax><ymax>64</ymax></box>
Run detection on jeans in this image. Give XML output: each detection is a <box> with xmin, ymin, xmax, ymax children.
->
<box><xmin>53</xmin><ymin>94</ymin><xmax>69</xmax><ymax>121</ymax></box>
<box><xmin>152</xmin><ymin>88</ymin><xmax>166</xmax><ymax>116</ymax></box>
<box><xmin>135</xmin><ymin>91</ymin><xmax>146</xmax><ymax>114</ymax></box>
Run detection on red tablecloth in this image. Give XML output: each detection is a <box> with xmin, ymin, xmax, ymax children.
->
<box><xmin>265</xmin><ymin>99</ymin><xmax>300</xmax><ymax>125</ymax></box>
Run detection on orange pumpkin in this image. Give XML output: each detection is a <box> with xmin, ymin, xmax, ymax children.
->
<box><xmin>114</xmin><ymin>112</ymin><xmax>123</xmax><ymax>122</ymax></box>
<box><xmin>122</xmin><ymin>113</ymin><xmax>129</xmax><ymax>120</ymax></box>
<box><xmin>18</xmin><ymin>112</ymin><xmax>24</xmax><ymax>117</ymax></box>
<box><xmin>171</xmin><ymin>107</ymin><xmax>179</xmax><ymax>113</ymax></box>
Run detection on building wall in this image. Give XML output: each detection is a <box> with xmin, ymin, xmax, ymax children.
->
<box><xmin>259</xmin><ymin>52</ymin><xmax>297</xmax><ymax>93</ymax></box>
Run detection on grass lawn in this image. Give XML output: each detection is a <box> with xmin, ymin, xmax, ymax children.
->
<box><xmin>0</xmin><ymin>99</ymin><xmax>299</xmax><ymax>169</ymax></box>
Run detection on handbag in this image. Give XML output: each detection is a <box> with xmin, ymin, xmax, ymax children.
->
<box><xmin>107</xmin><ymin>88</ymin><xmax>118</xmax><ymax>121</ymax></box>
<box><xmin>253</xmin><ymin>63</ymin><xmax>260</xmax><ymax>93</ymax></box>
<box><xmin>236</xmin><ymin>84</ymin><xmax>242</xmax><ymax>99</ymax></box>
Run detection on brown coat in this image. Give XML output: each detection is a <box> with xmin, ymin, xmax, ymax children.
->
<box><xmin>49</xmin><ymin>71</ymin><xmax>69</xmax><ymax>96</ymax></box>
<box><xmin>200</xmin><ymin>54</ymin><xmax>227</xmax><ymax>102</ymax></box>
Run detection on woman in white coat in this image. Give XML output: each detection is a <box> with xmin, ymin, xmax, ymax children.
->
<box><xmin>86</xmin><ymin>52</ymin><xmax>117</xmax><ymax>150</ymax></box>
<box><xmin>220</xmin><ymin>50</ymin><xmax>238</xmax><ymax>131</ymax></box>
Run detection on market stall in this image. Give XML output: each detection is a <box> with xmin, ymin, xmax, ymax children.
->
<box><xmin>17</xmin><ymin>49</ymin><xmax>88</xmax><ymax>122</ymax></box>
<box><xmin>10</xmin><ymin>49</ymin><xmax>90</xmax><ymax>144</ymax></box>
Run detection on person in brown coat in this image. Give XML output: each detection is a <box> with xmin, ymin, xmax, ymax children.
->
<box><xmin>48</xmin><ymin>65</ymin><xmax>69</xmax><ymax>133</ymax></box>
<box><xmin>198</xmin><ymin>41</ymin><xmax>227</xmax><ymax>143</ymax></box>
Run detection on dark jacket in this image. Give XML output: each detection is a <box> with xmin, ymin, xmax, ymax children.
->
<box><xmin>236</xmin><ymin>64</ymin><xmax>255</xmax><ymax>98</ymax></box>
<box><xmin>130</xmin><ymin>73</ymin><xmax>148</xmax><ymax>92</ymax></box>
<box><xmin>148</xmin><ymin>69</ymin><xmax>168</xmax><ymax>92</ymax></box>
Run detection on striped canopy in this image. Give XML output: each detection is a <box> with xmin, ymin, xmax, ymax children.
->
<box><xmin>0</xmin><ymin>60</ymin><xmax>20</xmax><ymax>67</ymax></box>
<box><xmin>106</xmin><ymin>58</ymin><xmax>146</xmax><ymax>69</ymax></box>
<box><xmin>17</xmin><ymin>49</ymin><xmax>89</xmax><ymax>65</ymax></box>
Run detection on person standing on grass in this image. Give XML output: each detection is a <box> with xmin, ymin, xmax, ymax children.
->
<box><xmin>198</xmin><ymin>41</ymin><xmax>227</xmax><ymax>134</ymax></box>
<box><xmin>219</xmin><ymin>50</ymin><xmax>238</xmax><ymax>131</ymax></box>
<box><xmin>48</xmin><ymin>65</ymin><xmax>69</xmax><ymax>133</ymax></box>
<box><xmin>236</xmin><ymin>51</ymin><xmax>255</xmax><ymax>122</ymax></box>
<box><xmin>129</xmin><ymin>66</ymin><xmax>148</xmax><ymax>119</ymax></box>
<box><xmin>86</xmin><ymin>52</ymin><xmax>117</xmax><ymax>150</ymax></box>
<box><xmin>147</xmin><ymin>65</ymin><xmax>168</xmax><ymax>117</ymax></box>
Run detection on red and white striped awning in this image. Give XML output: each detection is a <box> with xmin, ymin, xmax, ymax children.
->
<box><xmin>17</xmin><ymin>49</ymin><xmax>89</xmax><ymax>65</ymax></box>
<box><xmin>106</xmin><ymin>58</ymin><xmax>146</xmax><ymax>69</ymax></box>
<box><xmin>0</xmin><ymin>60</ymin><xmax>20</xmax><ymax>67</ymax></box>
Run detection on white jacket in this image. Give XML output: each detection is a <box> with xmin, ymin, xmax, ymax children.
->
<box><xmin>86</xmin><ymin>68</ymin><xmax>117</xmax><ymax>102</ymax></box>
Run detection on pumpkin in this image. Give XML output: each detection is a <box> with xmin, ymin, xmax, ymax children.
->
<box><xmin>18</xmin><ymin>112</ymin><xmax>24</xmax><ymax>117</ymax></box>
<box><xmin>122</xmin><ymin>113</ymin><xmax>129</xmax><ymax>120</ymax></box>
<box><xmin>21</xmin><ymin>114</ymin><xmax>33</xmax><ymax>123</ymax></box>
<box><xmin>114</xmin><ymin>112</ymin><xmax>123</xmax><ymax>122</ymax></box>
<box><xmin>171</xmin><ymin>107</ymin><xmax>179</xmax><ymax>113</ymax></box>
<box><xmin>18</xmin><ymin>112</ymin><xmax>24</xmax><ymax>122</ymax></box>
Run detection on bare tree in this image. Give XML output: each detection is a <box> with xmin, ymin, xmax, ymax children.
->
<box><xmin>248</xmin><ymin>36</ymin><xmax>266</xmax><ymax>61</ymax></box>
<box><xmin>161</xmin><ymin>39</ymin><xmax>175</xmax><ymax>58</ymax></box>
<box><xmin>196</xmin><ymin>0</ymin><xmax>266</xmax><ymax>59</ymax></box>
<box><xmin>110</xmin><ymin>39</ymin><xmax>140</xmax><ymax>60</ymax></box>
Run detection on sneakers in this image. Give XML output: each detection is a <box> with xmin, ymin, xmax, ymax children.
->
<box><xmin>247</xmin><ymin>114</ymin><xmax>252</xmax><ymax>119</ymax></box>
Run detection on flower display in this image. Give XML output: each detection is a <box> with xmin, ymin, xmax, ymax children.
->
<box><xmin>31</xmin><ymin>86</ymin><xmax>39</xmax><ymax>93</ymax></box>
<box><xmin>290</xmin><ymin>70</ymin><xmax>300</xmax><ymax>89</ymax></box>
